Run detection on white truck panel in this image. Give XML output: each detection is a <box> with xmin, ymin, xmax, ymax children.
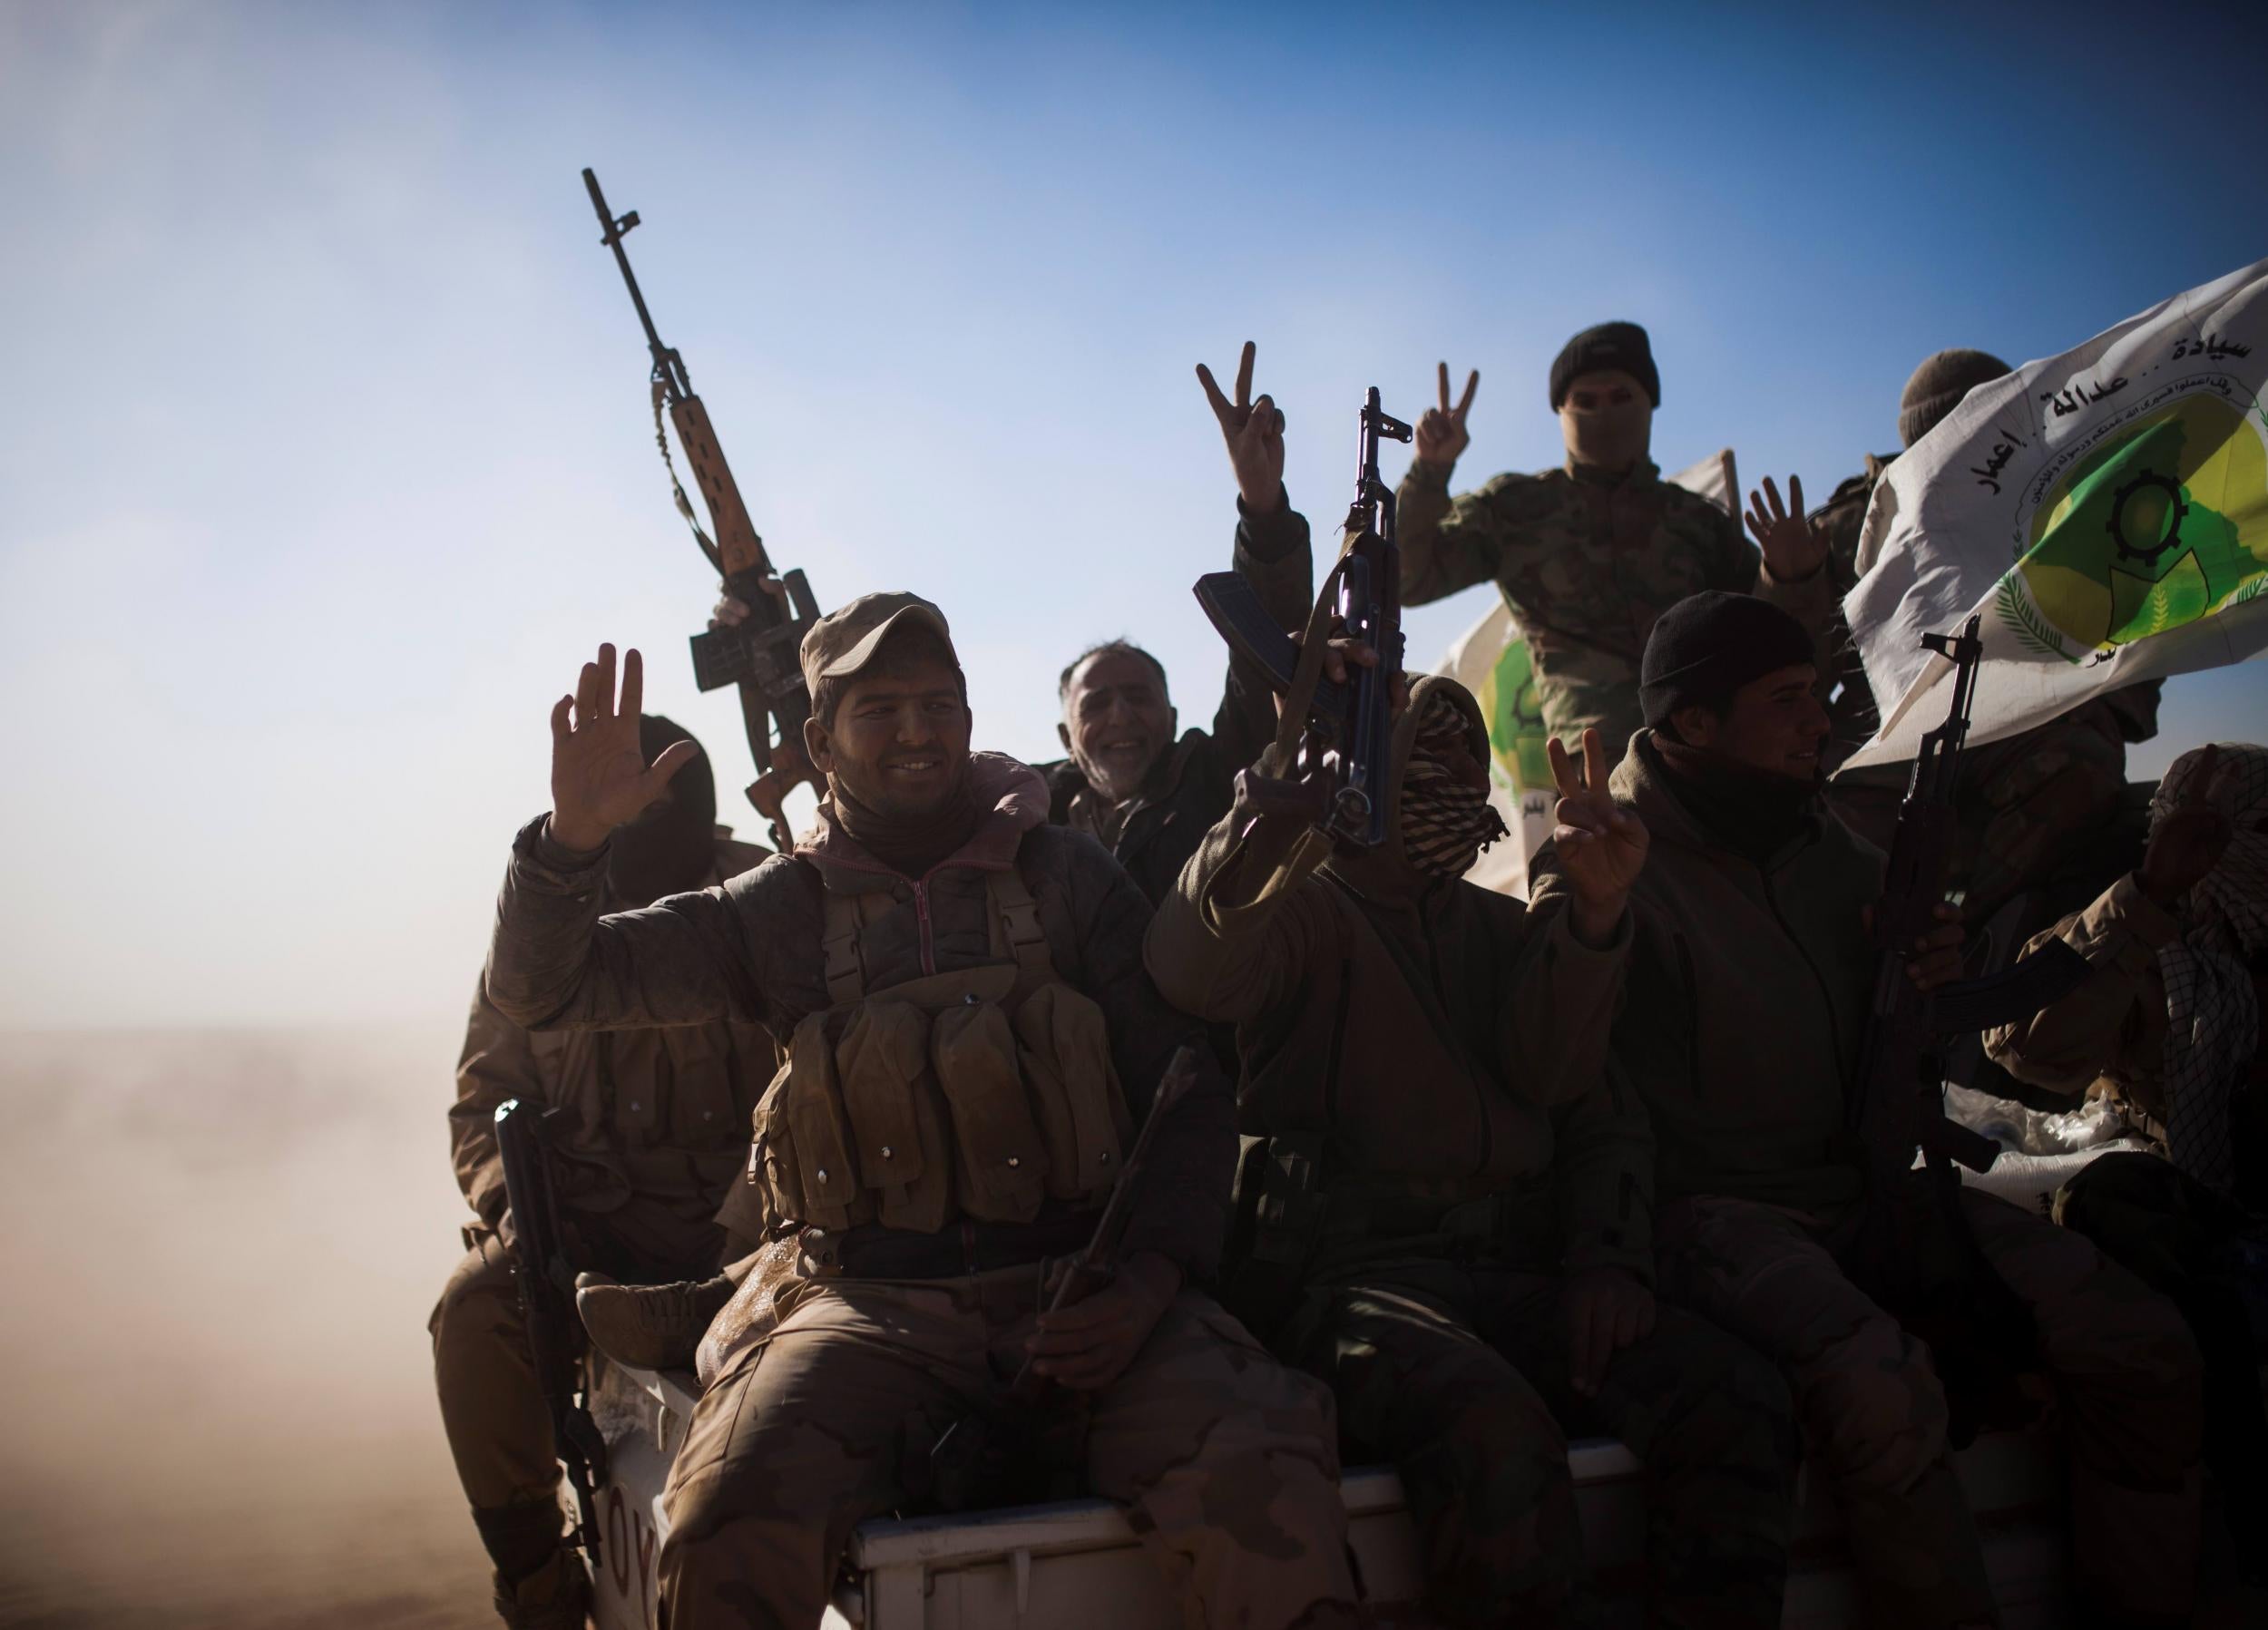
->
<box><xmin>582</xmin><ymin>1356</ymin><xmax>2069</xmax><ymax>1629</ymax></box>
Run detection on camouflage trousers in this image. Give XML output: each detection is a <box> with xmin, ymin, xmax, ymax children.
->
<box><xmin>1282</xmin><ymin>1257</ymin><xmax>1795</xmax><ymax>1629</ymax></box>
<box><xmin>1657</xmin><ymin>1186</ymin><xmax>2204</xmax><ymax>1628</ymax></box>
<box><xmin>658</xmin><ymin>1267</ymin><xmax>1364</xmax><ymax>1630</ymax></box>
<box><xmin>1827</xmin><ymin>698</ymin><xmax>2127</xmax><ymax>922</ymax></box>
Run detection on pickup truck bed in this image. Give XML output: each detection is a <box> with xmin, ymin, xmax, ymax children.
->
<box><xmin>581</xmin><ymin>1357</ymin><xmax>2069</xmax><ymax>1628</ymax></box>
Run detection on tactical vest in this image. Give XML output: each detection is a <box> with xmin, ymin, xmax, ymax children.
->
<box><xmin>749</xmin><ymin>866</ymin><xmax>1134</xmax><ymax>1235</ymax></box>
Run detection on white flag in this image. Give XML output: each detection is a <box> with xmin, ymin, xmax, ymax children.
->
<box><xmin>1437</xmin><ymin>450</ymin><xmax>1738</xmax><ymax>896</ymax></box>
<box><xmin>1843</xmin><ymin>259</ymin><xmax>2268</xmax><ymax>768</ymax></box>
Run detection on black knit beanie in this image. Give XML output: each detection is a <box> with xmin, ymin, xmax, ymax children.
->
<box><xmin>1640</xmin><ymin>592</ymin><xmax>1815</xmax><ymax>730</ymax></box>
<box><xmin>1898</xmin><ymin>348</ymin><xmax>2011</xmax><ymax>448</ymax></box>
<box><xmin>1549</xmin><ymin>321</ymin><xmax>1660</xmax><ymax>411</ymax></box>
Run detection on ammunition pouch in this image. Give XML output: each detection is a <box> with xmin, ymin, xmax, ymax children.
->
<box><xmin>748</xmin><ymin>867</ymin><xmax>1131</xmax><ymax>1237</ymax></box>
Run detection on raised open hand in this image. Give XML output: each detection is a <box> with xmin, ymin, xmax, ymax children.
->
<box><xmin>1197</xmin><ymin>340</ymin><xmax>1286</xmax><ymax>514</ymax></box>
<box><xmin>2140</xmin><ymin>743</ymin><xmax>2234</xmax><ymax>909</ymax></box>
<box><xmin>1745</xmin><ymin>473</ymin><xmax>1826</xmax><ymax>582</ymax></box>
<box><xmin>1548</xmin><ymin>727</ymin><xmax>1647</xmax><ymax>945</ymax></box>
<box><xmin>547</xmin><ymin>643</ymin><xmax>702</xmax><ymax>853</ymax></box>
<box><xmin>1414</xmin><ymin>362</ymin><xmax>1479</xmax><ymax>472</ymax></box>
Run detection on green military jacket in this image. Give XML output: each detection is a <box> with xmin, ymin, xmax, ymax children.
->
<box><xmin>1530</xmin><ymin>732</ymin><xmax>1880</xmax><ymax>1215</ymax></box>
<box><xmin>1397</xmin><ymin>457</ymin><xmax>1834</xmax><ymax>758</ymax></box>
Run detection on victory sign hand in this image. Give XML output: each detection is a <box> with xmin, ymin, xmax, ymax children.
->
<box><xmin>1414</xmin><ymin>361</ymin><xmax>1479</xmax><ymax>472</ymax></box>
<box><xmin>1197</xmin><ymin>340</ymin><xmax>1286</xmax><ymax>515</ymax></box>
<box><xmin>547</xmin><ymin>643</ymin><xmax>701</xmax><ymax>853</ymax></box>
<box><xmin>1745</xmin><ymin>473</ymin><xmax>1826</xmax><ymax>582</ymax></box>
<box><xmin>1549</xmin><ymin>727</ymin><xmax>1647</xmax><ymax>946</ymax></box>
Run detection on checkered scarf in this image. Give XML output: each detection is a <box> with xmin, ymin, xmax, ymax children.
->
<box><xmin>2153</xmin><ymin>743</ymin><xmax>2268</xmax><ymax>1196</ymax></box>
<box><xmin>1400</xmin><ymin>691</ymin><xmax>1510</xmax><ymax>879</ymax></box>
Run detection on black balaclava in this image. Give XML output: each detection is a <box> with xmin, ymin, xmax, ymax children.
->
<box><xmin>610</xmin><ymin>715</ymin><xmax>719</xmax><ymax>905</ymax></box>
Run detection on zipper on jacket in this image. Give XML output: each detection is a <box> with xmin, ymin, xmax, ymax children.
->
<box><xmin>1672</xmin><ymin>932</ymin><xmax>1702</xmax><ymax>1088</ymax></box>
<box><xmin>1758</xmin><ymin>858</ymin><xmax>1849</xmax><ymax>1095</ymax></box>
<box><xmin>913</xmin><ymin>880</ymin><xmax>936</xmax><ymax>976</ymax></box>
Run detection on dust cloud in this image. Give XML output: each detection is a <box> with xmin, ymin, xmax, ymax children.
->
<box><xmin>0</xmin><ymin>1024</ymin><xmax>496</xmax><ymax>1628</ymax></box>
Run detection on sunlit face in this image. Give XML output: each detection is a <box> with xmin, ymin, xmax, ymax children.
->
<box><xmin>1558</xmin><ymin>367</ymin><xmax>1653</xmax><ymax>472</ymax></box>
<box><xmin>1674</xmin><ymin>664</ymin><xmax>1828</xmax><ymax>781</ymax></box>
<box><xmin>1057</xmin><ymin>649</ymin><xmax>1176</xmax><ymax>805</ymax></box>
<box><xmin>806</xmin><ymin>657</ymin><xmax>973</xmax><ymax>821</ymax></box>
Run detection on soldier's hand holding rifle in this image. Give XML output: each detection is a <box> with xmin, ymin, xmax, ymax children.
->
<box><xmin>1547</xmin><ymin>727</ymin><xmax>1647</xmax><ymax>949</ymax></box>
<box><xmin>548</xmin><ymin>642</ymin><xmax>700</xmax><ymax>853</ymax></box>
<box><xmin>1413</xmin><ymin>362</ymin><xmax>1479</xmax><ymax>474</ymax></box>
<box><xmin>1023</xmin><ymin>1251</ymin><xmax>1183</xmax><ymax>1392</ymax></box>
<box><xmin>1745</xmin><ymin>473</ymin><xmax>1828</xmax><ymax>583</ymax></box>
<box><xmin>1197</xmin><ymin>340</ymin><xmax>1287</xmax><ymax>515</ymax></box>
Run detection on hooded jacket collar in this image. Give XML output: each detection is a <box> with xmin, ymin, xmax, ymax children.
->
<box><xmin>797</xmin><ymin>750</ymin><xmax>1049</xmax><ymax>887</ymax></box>
<box><xmin>1613</xmin><ymin>728</ymin><xmax>1824</xmax><ymax>872</ymax></box>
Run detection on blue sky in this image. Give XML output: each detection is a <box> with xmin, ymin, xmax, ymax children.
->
<box><xmin>2</xmin><ymin>1</ymin><xmax>2262</xmax><ymax>1028</ymax></box>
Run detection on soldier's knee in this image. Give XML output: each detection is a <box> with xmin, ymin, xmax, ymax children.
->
<box><xmin>1799</xmin><ymin>1323</ymin><xmax>1947</xmax><ymax>1495</ymax></box>
<box><xmin>431</xmin><ymin>1245</ymin><xmax>518</xmax><ymax>1349</ymax></box>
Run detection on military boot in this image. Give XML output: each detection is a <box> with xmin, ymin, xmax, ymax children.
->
<box><xmin>471</xmin><ymin>1498</ymin><xmax>590</xmax><ymax>1630</ymax></box>
<box><xmin>575</xmin><ymin>1271</ymin><xmax>734</xmax><ymax>1370</ymax></box>
<box><xmin>493</xmin><ymin>1546</ymin><xmax>591</xmax><ymax>1630</ymax></box>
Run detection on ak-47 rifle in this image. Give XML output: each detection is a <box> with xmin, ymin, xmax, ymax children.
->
<box><xmin>582</xmin><ymin>167</ymin><xmax>822</xmax><ymax>850</ymax></box>
<box><xmin>494</xmin><ymin>1098</ymin><xmax>610</xmax><ymax>1567</ymax></box>
<box><xmin>1193</xmin><ymin>387</ymin><xmax>1413</xmax><ymax>850</ymax></box>
<box><xmin>1846</xmin><ymin>616</ymin><xmax>2092</xmax><ymax>1424</ymax></box>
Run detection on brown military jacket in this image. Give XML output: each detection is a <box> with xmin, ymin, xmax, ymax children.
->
<box><xmin>1983</xmin><ymin>873</ymin><xmax>2180</xmax><ymax>1117</ymax></box>
<box><xmin>484</xmin><ymin>753</ymin><xmax>1235</xmax><ymax>1279</ymax></box>
<box><xmin>1143</xmin><ymin>677</ymin><xmax>1646</xmax><ymax>1280</ymax></box>
<box><xmin>451</xmin><ymin>830</ymin><xmax>775</xmax><ymax>1263</ymax></box>
<box><xmin>1531</xmin><ymin>732</ymin><xmax>1881</xmax><ymax>1215</ymax></box>
<box><xmin>1396</xmin><ymin>457</ymin><xmax>1835</xmax><ymax>756</ymax></box>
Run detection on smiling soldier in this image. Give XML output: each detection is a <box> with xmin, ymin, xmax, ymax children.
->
<box><xmin>1044</xmin><ymin>342</ymin><xmax>1316</xmax><ymax>904</ymax></box>
<box><xmin>480</xmin><ymin>604</ymin><xmax>1364</xmax><ymax>1630</ymax></box>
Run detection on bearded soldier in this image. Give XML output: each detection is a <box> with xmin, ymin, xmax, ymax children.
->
<box><xmin>1531</xmin><ymin>591</ymin><xmax>2205</xmax><ymax>1629</ymax></box>
<box><xmin>1044</xmin><ymin>343</ymin><xmax>1315</xmax><ymax>903</ymax></box>
<box><xmin>1394</xmin><ymin>323</ymin><xmax>1831</xmax><ymax>762</ymax></box>
<box><xmin>481</xmin><ymin>603</ymin><xmax>1364</xmax><ymax>1630</ymax></box>
<box><xmin>1146</xmin><ymin>657</ymin><xmax>1797</xmax><ymax>1627</ymax></box>
<box><xmin>433</xmin><ymin>716</ymin><xmax>769</xmax><ymax>1629</ymax></box>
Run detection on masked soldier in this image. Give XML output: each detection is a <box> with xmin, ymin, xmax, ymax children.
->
<box><xmin>1394</xmin><ymin>323</ymin><xmax>1832</xmax><ymax>762</ymax></box>
<box><xmin>1815</xmin><ymin>347</ymin><xmax>2159</xmax><ymax>922</ymax></box>
<box><xmin>1045</xmin><ymin>343</ymin><xmax>1315</xmax><ymax>903</ymax></box>
<box><xmin>1530</xmin><ymin>591</ymin><xmax>2205</xmax><ymax>1629</ymax></box>
<box><xmin>433</xmin><ymin>716</ymin><xmax>771</xmax><ymax>1629</ymax></box>
<box><xmin>1145</xmin><ymin>662</ymin><xmax>1796</xmax><ymax>1627</ymax></box>
<box><xmin>1986</xmin><ymin>741</ymin><xmax>2268</xmax><ymax>1575</ymax></box>
<box><xmin>481</xmin><ymin>601</ymin><xmax>1364</xmax><ymax>1630</ymax></box>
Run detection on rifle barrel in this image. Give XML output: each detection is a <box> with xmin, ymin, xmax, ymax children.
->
<box><xmin>582</xmin><ymin>167</ymin><xmax>682</xmax><ymax>399</ymax></box>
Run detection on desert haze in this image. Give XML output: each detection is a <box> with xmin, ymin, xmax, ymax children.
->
<box><xmin>0</xmin><ymin>1025</ymin><xmax>496</xmax><ymax>1627</ymax></box>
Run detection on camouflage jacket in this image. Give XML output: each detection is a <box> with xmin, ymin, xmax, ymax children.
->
<box><xmin>1144</xmin><ymin>677</ymin><xmax>1647</xmax><ymax>1283</ymax></box>
<box><xmin>450</xmin><ymin>830</ymin><xmax>775</xmax><ymax>1245</ymax></box>
<box><xmin>483</xmin><ymin>754</ymin><xmax>1236</xmax><ymax>1279</ymax></box>
<box><xmin>1397</xmin><ymin>457</ymin><xmax>1835</xmax><ymax>756</ymax></box>
<box><xmin>1041</xmin><ymin>496</ymin><xmax>1314</xmax><ymax>906</ymax></box>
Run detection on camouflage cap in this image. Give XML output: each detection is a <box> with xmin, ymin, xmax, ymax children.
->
<box><xmin>798</xmin><ymin>591</ymin><xmax>955</xmax><ymax>694</ymax></box>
